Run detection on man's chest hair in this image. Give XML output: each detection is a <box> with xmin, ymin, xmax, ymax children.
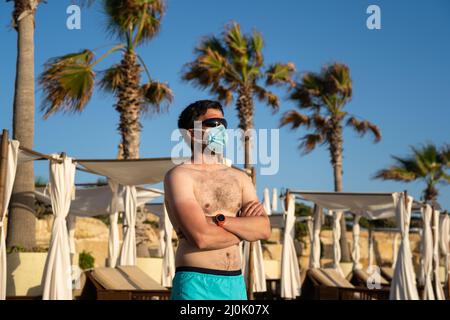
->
<box><xmin>192</xmin><ymin>170</ymin><xmax>242</xmax><ymax>215</ymax></box>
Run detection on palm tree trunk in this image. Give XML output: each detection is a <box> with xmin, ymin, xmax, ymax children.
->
<box><xmin>328</xmin><ymin>123</ymin><xmax>351</xmax><ymax>262</ymax></box>
<box><xmin>116</xmin><ymin>51</ymin><xmax>141</xmax><ymax>159</ymax></box>
<box><xmin>236</xmin><ymin>85</ymin><xmax>254</xmax><ymax>169</ymax></box>
<box><xmin>7</xmin><ymin>1</ymin><xmax>37</xmax><ymax>249</ymax></box>
<box><xmin>115</xmin><ymin>50</ymin><xmax>149</xmax><ymax>257</ymax></box>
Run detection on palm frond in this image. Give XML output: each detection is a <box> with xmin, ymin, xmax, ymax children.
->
<box><xmin>265</xmin><ymin>62</ymin><xmax>296</xmax><ymax>87</ymax></box>
<box><xmin>98</xmin><ymin>64</ymin><xmax>123</xmax><ymax>94</ymax></box>
<box><xmin>299</xmin><ymin>134</ymin><xmax>324</xmax><ymax>154</ymax></box>
<box><xmin>141</xmin><ymin>80</ymin><xmax>173</xmax><ymax>114</ymax></box>
<box><xmin>224</xmin><ymin>21</ymin><xmax>247</xmax><ymax>57</ymax></box>
<box><xmin>39</xmin><ymin>50</ymin><xmax>95</xmax><ymax>118</ymax></box>
<box><xmin>103</xmin><ymin>0</ymin><xmax>165</xmax><ymax>44</ymax></box>
<box><xmin>374</xmin><ymin>167</ymin><xmax>417</xmax><ymax>182</ymax></box>
<box><xmin>254</xmin><ymin>85</ymin><xmax>279</xmax><ymax>110</ymax></box>
<box><xmin>250</xmin><ymin>30</ymin><xmax>264</xmax><ymax>67</ymax></box>
<box><xmin>279</xmin><ymin>110</ymin><xmax>310</xmax><ymax>129</ymax></box>
<box><xmin>346</xmin><ymin>116</ymin><xmax>381</xmax><ymax>142</ymax></box>
<box><xmin>195</xmin><ymin>35</ymin><xmax>228</xmax><ymax>57</ymax></box>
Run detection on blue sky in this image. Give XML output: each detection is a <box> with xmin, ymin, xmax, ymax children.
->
<box><xmin>0</xmin><ymin>0</ymin><xmax>449</xmax><ymax>209</ymax></box>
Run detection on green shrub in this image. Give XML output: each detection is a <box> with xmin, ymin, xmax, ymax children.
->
<box><xmin>79</xmin><ymin>250</ymin><xmax>95</xmax><ymax>270</ymax></box>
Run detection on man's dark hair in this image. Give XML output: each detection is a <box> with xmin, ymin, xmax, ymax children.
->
<box><xmin>178</xmin><ymin>100</ymin><xmax>224</xmax><ymax>130</ymax></box>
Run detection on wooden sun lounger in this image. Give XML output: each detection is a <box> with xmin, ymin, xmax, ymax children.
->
<box><xmin>79</xmin><ymin>266</ymin><xmax>170</xmax><ymax>300</ymax></box>
<box><xmin>300</xmin><ymin>268</ymin><xmax>390</xmax><ymax>300</ymax></box>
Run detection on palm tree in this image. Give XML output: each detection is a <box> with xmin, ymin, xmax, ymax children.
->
<box><xmin>39</xmin><ymin>0</ymin><xmax>173</xmax><ymax>256</ymax></box>
<box><xmin>6</xmin><ymin>0</ymin><xmax>43</xmax><ymax>250</ymax></box>
<box><xmin>375</xmin><ymin>143</ymin><xmax>450</xmax><ymax>205</ymax></box>
<box><xmin>280</xmin><ymin>63</ymin><xmax>382</xmax><ymax>261</ymax></box>
<box><xmin>182</xmin><ymin>21</ymin><xmax>295</xmax><ymax>170</ymax></box>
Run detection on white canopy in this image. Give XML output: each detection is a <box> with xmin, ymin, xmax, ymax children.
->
<box><xmin>34</xmin><ymin>185</ymin><xmax>162</xmax><ymax>217</ymax></box>
<box><xmin>280</xmin><ymin>193</ymin><xmax>301</xmax><ymax>298</ymax></box>
<box><xmin>295</xmin><ymin>191</ymin><xmax>397</xmax><ymax>219</ymax></box>
<box><xmin>42</xmin><ymin>155</ymin><xmax>76</xmax><ymax>300</ymax></box>
<box><xmin>76</xmin><ymin>157</ymin><xmax>189</xmax><ymax>186</ymax></box>
<box><xmin>0</xmin><ymin>140</ymin><xmax>19</xmax><ymax>300</ymax></box>
<box><xmin>291</xmin><ymin>190</ymin><xmax>419</xmax><ymax>300</ymax></box>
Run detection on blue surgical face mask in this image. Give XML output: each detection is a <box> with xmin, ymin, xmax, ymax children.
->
<box><xmin>205</xmin><ymin>124</ymin><xmax>228</xmax><ymax>154</ymax></box>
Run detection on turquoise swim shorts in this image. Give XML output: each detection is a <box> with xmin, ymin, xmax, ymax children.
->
<box><xmin>170</xmin><ymin>267</ymin><xmax>247</xmax><ymax>300</ymax></box>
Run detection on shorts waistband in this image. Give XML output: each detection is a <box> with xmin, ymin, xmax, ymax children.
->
<box><xmin>176</xmin><ymin>266</ymin><xmax>242</xmax><ymax>276</ymax></box>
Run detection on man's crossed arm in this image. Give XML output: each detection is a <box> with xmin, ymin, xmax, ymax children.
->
<box><xmin>164</xmin><ymin>168</ymin><xmax>271</xmax><ymax>251</ymax></box>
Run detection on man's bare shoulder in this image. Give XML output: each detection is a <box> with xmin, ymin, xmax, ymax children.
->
<box><xmin>228</xmin><ymin>167</ymin><xmax>252</xmax><ymax>184</ymax></box>
<box><xmin>164</xmin><ymin>164</ymin><xmax>195</xmax><ymax>184</ymax></box>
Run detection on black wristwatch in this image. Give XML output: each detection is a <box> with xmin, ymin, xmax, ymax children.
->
<box><xmin>214</xmin><ymin>214</ymin><xmax>226</xmax><ymax>227</ymax></box>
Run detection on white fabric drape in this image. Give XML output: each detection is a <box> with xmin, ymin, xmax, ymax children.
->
<box><xmin>432</xmin><ymin>210</ymin><xmax>445</xmax><ymax>300</ymax></box>
<box><xmin>352</xmin><ymin>215</ymin><xmax>362</xmax><ymax>270</ymax></box>
<box><xmin>107</xmin><ymin>180</ymin><xmax>121</xmax><ymax>267</ymax></box>
<box><xmin>66</xmin><ymin>215</ymin><xmax>77</xmax><ymax>258</ymax></box>
<box><xmin>271</xmin><ymin>188</ymin><xmax>278</xmax><ymax>212</ymax></box>
<box><xmin>0</xmin><ymin>140</ymin><xmax>19</xmax><ymax>300</ymax></box>
<box><xmin>310</xmin><ymin>205</ymin><xmax>322</xmax><ymax>268</ymax></box>
<box><xmin>368</xmin><ymin>229</ymin><xmax>375</xmax><ymax>268</ymax></box>
<box><xmin>161</xmin><ymin>203</ymin><xmax>175</xmax><ymax>287</ymax></box>
<box><xmin>392</xmin><ymin>233</ymin><xmax>400</xmax><ymax>269</ymax></box>
<box><xmin>42</xmin><ymin>156</ymin><xmax>76</xmax><ymax>300</ymax></box>
<box><xmin>389</xmin><ymin>193</ymin><xmax>419</xmax><ymax>300</ymax></box>
<box><xmin>439</xmin><ymin>214</ymin><xmax>449</xmax><ymax>284</ymax></box>
<box><xmin>242</xmin><ymin>240</ymin><xmax>266</xmax><ymax>292</ymax></box>
<box><xmin>420</xmin><ymin>205</ymin><xmax>434</xmax><ymax>300</ymax></box>
<box><xmin>331</xmin><ymin>210</ymin><xmax>344</xmax><ymax>277</ymax></box>
<box><xmin>118</xmin><ymin>186</ymin><xmax>137</xmax><ymax>266</ymax></box>
<box><xmin>280</xmin><ymin>194</ymin><xmax>301</xmax><ymax>299</ymax></box>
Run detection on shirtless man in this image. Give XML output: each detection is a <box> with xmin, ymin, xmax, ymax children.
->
<box><xmin>164</xmin><ymin>100</ymin><xmax>271</xmax><ymax>300</ymax></box>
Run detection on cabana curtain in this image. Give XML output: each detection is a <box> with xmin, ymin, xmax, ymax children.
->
<box><xmin>161</xmin><ymin>204</ymin><xmax>175</xmax><ymax>287</ymax></box>
<box><xmin>432</xmin><ymin>210</ymin><xmax>445</xmax><ymax>300</ymax></box>
<box><xmin>42</xmin><ymin>156</ymin><xmax>76</xmax><ymax>300</ymax></box>
<box><xmin>242</xmin><ymin>240</ymin><xmax>266</xmax><ymax>293</ymax></box>
<box><xmin>107</xmin><ymin>180</ymin><xmax>121</xmax><ymax>267</ymax></box>
<box><xmin>352</xmin><ymin>215</ymin><xmax>362</xmax><ymax>270</ymax></box>
<box><xmin>439</xmin><ymin>214</ymin><xmax>449</xmax><ymax>284</ymax></box>
<box><xmin>310</xmin><ymin>205</ymin><xmax>323</xmax><ymax>269</ymax></box>
<box><xmin>280</xmin><ymin>193</ymin><xmax>301</xmax><ymax>298</ymax></box>
<box><xmin>331</xmin><ymin>210</ymin><xmax>344</xmax><ymax>276</ymax></box>
<box><xmin>389</xmin><ymin>193</ymin><xmax>419</xmax><ymax>300</ymax></box>
<box><xmin>118</xmin><ymin>186</ymin><xmax>137</xmax><ymax>266</ymax></box>
<box><xmin>420</xmin><ymin>205</ymin><xmax>434</xmax><ymax>299</ymax></box>
<box><xmin>0</xmin><ymin>140</ymin><xmax>19</xmax><ymax>300</ymax></box>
